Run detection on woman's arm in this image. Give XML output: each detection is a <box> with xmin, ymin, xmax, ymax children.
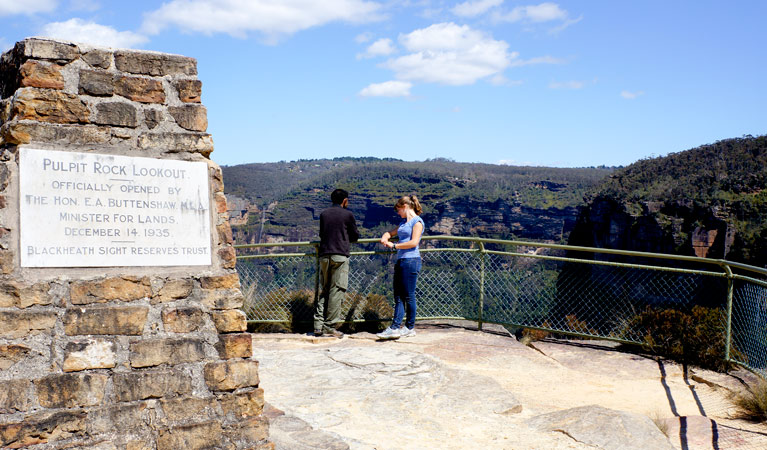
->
<box><xmin>380</xmin><ymin>227</ymin><xmax>399</xmax><ymax>246</ymax></box>
<box><xmin>392</xmin><ymin>222</ymin><xmax>423</xmax><ymax>250</ymax></box>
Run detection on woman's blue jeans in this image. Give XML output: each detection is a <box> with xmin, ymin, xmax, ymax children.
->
<box><xmin>392</xmin><ymin>257</ymin><xmax>421</xmax><ymax>330</ymax></box>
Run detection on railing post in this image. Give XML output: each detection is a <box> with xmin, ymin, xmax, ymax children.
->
<box><xmin>478</xmin><ymin>242</ymin><xmax>486</xmax><ymax>332</ymax></box>
<box><xmin>723</xmin><ymin>264</ymin><xmax>734</xmax><ymax>362</ymax></box>
<box><xmin>314</xmin><ymin>243</ymin><xmax>320</xmax><ymax>319</ymax></box>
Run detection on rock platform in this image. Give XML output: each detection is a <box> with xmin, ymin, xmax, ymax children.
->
<box><xmin>252</xmin><ymin>321</ymin><xmax>766</xmax><ymax>450</ymax></box>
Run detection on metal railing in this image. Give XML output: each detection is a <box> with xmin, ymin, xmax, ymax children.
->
<box><xmin>235</xmin><ymin>235</ymin><xmax>767</xmax><ymax>378</ymax></box>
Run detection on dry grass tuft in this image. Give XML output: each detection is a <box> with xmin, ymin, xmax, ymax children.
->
<box><xmin>649</xmin><ymin>410</ymin><xmax>670</xmax><ymax>437</ymax></box>
<box><xmin>733</xmin><ymin>380</ymin><xmax>767</xmax><ymax>423</ymax></box>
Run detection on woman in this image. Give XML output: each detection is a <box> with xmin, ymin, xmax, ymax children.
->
<box><xmin>377</xmin><ymin>195</ymin><xmax>424</xmax><ymax>339</ymax></box>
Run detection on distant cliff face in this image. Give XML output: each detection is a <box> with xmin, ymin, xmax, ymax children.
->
<box><xmin>568</xmin><ymin>196</ymin><xmax>736</xmax><ymax>260</ymax></box>
<box><xmin>228</xmin><ymin>195</ymin><xmax>580</xmax><ymax>245</ymax></box>
<box><xmin>566</xmin><ymin>136</ymin><xmax>767</xmax><ymax>266</ymax></box>
<box><xmin>222</xmin><ymin>158</ymin><xmax>613</xmax><ymax>247</ymax></box>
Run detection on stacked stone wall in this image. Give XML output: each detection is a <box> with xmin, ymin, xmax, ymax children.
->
<box><xmin>0</xmin><ymin>38</ymin><xmax>271</xmax><ymax>449</ymax></box>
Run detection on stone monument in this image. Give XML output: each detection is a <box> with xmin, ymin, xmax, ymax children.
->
<box><xmin>0</xmin><ymin>38</ymin><xmax>271</xmax><ymax>449</ymax></box>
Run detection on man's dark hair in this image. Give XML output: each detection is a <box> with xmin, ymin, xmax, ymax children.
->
<box><xmin>330</xmin><ymin>189</ymin><xmax>348</xmax><ymax>205</ymax></box>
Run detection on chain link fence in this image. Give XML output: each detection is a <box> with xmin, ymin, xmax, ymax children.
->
<box><xmin>236</xmin><ymin>236</ymin><xmax>767</xmax><ymax>378</ymax></box>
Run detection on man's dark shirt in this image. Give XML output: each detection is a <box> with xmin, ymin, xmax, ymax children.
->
<box><xmin>319</xmin><ymin>204</ymin><xmax>359</xmax><ymax>257</ymax></box>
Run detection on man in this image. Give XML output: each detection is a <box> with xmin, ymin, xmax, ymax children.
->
<box><xmin>315</xmin><ymin>188</ymin><xmax>359</xmax><ymax>337</ymax></box>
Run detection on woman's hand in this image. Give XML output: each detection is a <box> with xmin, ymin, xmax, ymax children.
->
<box><xmin>380</xmin><ymin>231</ymin><xmax>391</xmax><ymax>246</ymax></box>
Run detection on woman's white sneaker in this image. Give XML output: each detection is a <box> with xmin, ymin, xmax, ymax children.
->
<box><xmin>376</xmin><ymin>327</ymin><xmax>401</xmax><ymax>340</ymax></box>
<box><xmin>400</xmin><ymin>327</ymin><xmax>416</xmax><ymax>338</ymax></box>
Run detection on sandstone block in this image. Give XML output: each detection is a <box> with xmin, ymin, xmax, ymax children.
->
<box><xmin>216</xmin><ymin>333</ymin><xmax>253</xmax><ymax>359</ymax></box>
<box><xmin>34</xmin><ymin>373</ymin><xmax>108</xmax><ymax>408</ymax></box>
<box><xmin>136</xmin><ymin>132</ymin><xmax>214</xmax><ymax>156</ymax></box>
<box><xmin>63</xmin><ymin>306</ymin><xmax>148</xmax><ymax>335</ymax></box>
<box><xmin>113</xmin><ymin>369</ymin><xmax>193</xmax><ymax>402</ymax></box>
<box><xmin>129</xmin><ymin>337</ymin><xmax>206</xmax><ymax>368</ymax></box>
<box><xmin>224</xmin><ymin>416</ymin><xmax>269</xmax><ymax>448</ymax></box>
<box><xmin>210</xmin><ymin>165</ymin><xmax>224</xmax><ymax>193</ymax></box>
<box><xmin>65</xmin><ymin>441</ymin><xmax>118</xmax><ymax>450</ymax></box>
<box><xmin>160</xmin><ymin>396</ymin><xmax>218</xmax><ymax>422</ymax></box>
<box><xmin>70</xmin><ymin>276</ymin><xmax>152</xmax><ymax>304</ymax></box>
<box><xmin>87</xmin><ymin>402</ymin><xmax>147</xmax><ymax>435</ymax></box>
<box><xmin>204</xmin><ymin>360</ymin><xmax>259</xmax><ymax>391</ymax></box>
<box><xmin>94</xmin><ymin>101</ymin><xmax>139</xmax><ymax>127</ymax></box>
<box><xmin>18</xmin><ymin>38</ymin><xmax>79</xmax><ymax>62</ymax></box>
<box><xmin>0</xmin><ymin>281</ymin><xmax>51</xmax><ymax>308</ymax></box>
<box><xmin>127</xmin><ymin>441</ymin><xmax>153</xmax><ymax>450</ymax></box>
<box><xmin>19</xmin><ymin>60</ymin><xmax>64</xmax><ymax>89</ymax></box>
<box><xmin>169</xmin><ymin>105</ymin><xmax>207</xmax><ymax>131</ymax></box>
<box><xmin>218</xmin><ymin>247</ymin><xmax>237</xmax><ymax>269</ymax></box>
<box><xmin>0</xmin><ymin>310</ymin><xmax>57</xmax><ymax>338</ymax></box>
<box><xmin>201</xmin><ymin>273</ymin><xmax>241</xmax><ymax>290</ymax></box>
<box><xmin>162</xmin><ymin>306</ymin><xmax>204</xmax><ymax>333</ymax></box>
<box><xmin>201</xmin><ymin>290</ymin><xmax>245</xmax><ymax>310</ymax></box>
<box><xmin>1</xmin><ymin>99</ymin><xmax>11</xmax><ymax>123</ymax></box>
<box><xmin>0</xmin><ymin>249</ymin><xmax>13</xmax><ymax>274</ymax></box>
<box><xmin>115</xmin><ymin>50</ymin><xmax>197</xmax><ymax>76</ymax></box>
<box><xmin>78</xmin><ymin>69</ymin><xmax>114</xmax><ymax>96</ymax></box>
<box><xmin>0</xmin><ymin>410</ymin><xmax>86</xmax><ymax>449</ymax></box>
<box><xmin>0</xmin><ymin>379</ymin><xmax>33</xmax><ymax>413</ymax></box>
<box><xmin>12</xmin><ymin>88</ymin><xmax>90</xmax><ymax>124</ymax></box>
<box><xmin>217</xmin><ymin>223</ymin><xmax>234</xmax><ymax>245</ymax></box>
<box><xmin>174</xmin><ymin>79</ymin><xmax>202</xmax><ymax>103</ymax></box>
<box><xmin>63</xmin><ymin>338</ymin><xmax>117</xmax><ymax>372</ymax></box>
<box><xmin>144</xmin><ymin>108</ymin><xmax>163</xmax><ymax>129</ymax></box>
<box><xmin>157</xmin><ymin>421</ymin><xmax>222</xmax><ymax>450</ymax></box>
<box><xmin>153</xmin><ymin>278</ymin><xmax>194</xmax><ymax>304</ymax></box>
<box><xmin>115</xmin><ymin>75</ymin><xmax>165</xmax><ymax>104</ymax></box>
<box><xmin>219</xmin><ymin>388</ymin><xmax>265</xmax><ymax>419</ymax></box>
<box><xmin>0</xmin><ymin>121</ymin><xmax>110</xmax><ymax>145</ymax></box>
<box><xmin>81</xmin><ymin>49</ymin><xmax>112</xmax><ymax>69</ymax></box>
<box><xmin>214</xmin><ymin>192</ymin><xmax>228</xmax><ymax>213</ymax></box>
<box><xmin>0</xmin><ymin>344</ymin><xmax>31</xmax><ymax>370</ymax></box>
<box><xmin>211</xmin><ymin>309</ymin><xmax>247</xmax><ymax>333</ymax></box>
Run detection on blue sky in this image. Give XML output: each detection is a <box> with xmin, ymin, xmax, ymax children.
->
<box><xmin>1</xmin><ymin>1</ymin><xmax>765</xmax><ymax>168</ymax></box>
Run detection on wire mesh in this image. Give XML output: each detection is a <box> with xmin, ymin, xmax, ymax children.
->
<box><xmin>237</xmin><ymin>239</ymin><xmax>767</xmax><ymax>379</ymax></box>
<box><xmin>730</xmin><ymin>279</ymin><xmax>767</xmax><ymax>379</ymax></box>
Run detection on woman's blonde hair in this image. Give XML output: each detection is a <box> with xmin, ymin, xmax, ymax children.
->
<box><xmin>395</xmin><ymin>194</ymin><xmax>422</xmax><ymax>216</ymax></box>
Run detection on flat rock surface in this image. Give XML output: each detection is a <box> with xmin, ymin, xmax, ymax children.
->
<box><xmin>252</xmin><ymin>322</ymin><xmax>767</xmax><ymax>450</ymax></box>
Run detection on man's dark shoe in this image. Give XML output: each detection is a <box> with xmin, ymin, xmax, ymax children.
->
<box><xmin>310</xmin><ymin>330</ymin><xmax>323</xmax><ymax>337</ymax></box>
<box><xmin>324</xmin><ymin>328</ymin><xmax>344</xmax><ymax>338</ymax></box>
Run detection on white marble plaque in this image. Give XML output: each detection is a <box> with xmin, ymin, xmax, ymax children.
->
<box><xmin>20</xmin><ymin>148</ymin><xmax>212</xmax><ymax>267</ymax></box>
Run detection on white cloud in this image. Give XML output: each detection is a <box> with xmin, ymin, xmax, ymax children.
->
<box><xmin>509</xmin><ymin>55</ymin><xmax>565</xmax><ymax>67</ymax></box>
<box><xmin>492</xmin><ymin>2</ymin><xmax>580</xmax><ymax>32</ymax></box>
<box><xmin>40</xmin><ymin>18</ymin><xmax>149</xmax><ymax>48</ymax></box>
<box><xmin>490</xmin><ymin>74</ymin><xmax>522</xmax><ymax>86</ymax></box>
<box><xmin>451</xmin><ymin>0</ymin><xmax>503</xmax><ymax>18</ymax></box>
<box><xmin>383</xmin><ymin>22</ymin><xmax>512</xmax><ymax>86</ymax></box>
<box><xmin>495</xmin><ymin>2</ymin><xmax>567</xmax><ymax>23</ymax></box>
<box><xmin>359</xmin><ymin>80</ymin><xmax>412</xmax><ymax>97</ymax></box>
<box><xmin>0</xmin><ymin>0</ymin><xmax>57</xmax><ymax>16</ymax></box>
<box><xmin>355</xmin><ymin>31</ymin><xmax>374</xmax><ymax>43</ymax></box>
<box><xmin>142</xmin><ymin>0</ymin><xmax>384</xmax><ymax>41</ymax></box>
<box><xmin>549</xmin><ymin>80</ymin><xmax>584</xmax><ymax>89</ymax></box>
<box><xmin>357</xmin><ymin>37</ymin><xmax>395</xmax><ymax>59</ymax></box>
<box><xmin>621</xmin><ymin>90</ymin><xmax>644</xmax><ymax>99</ymax></box>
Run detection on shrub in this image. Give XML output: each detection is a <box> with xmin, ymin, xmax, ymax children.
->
<box><xmin>624</xmin><ymin>305</ymin><xmax>731</xmax><ymax>372</ymax></box>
